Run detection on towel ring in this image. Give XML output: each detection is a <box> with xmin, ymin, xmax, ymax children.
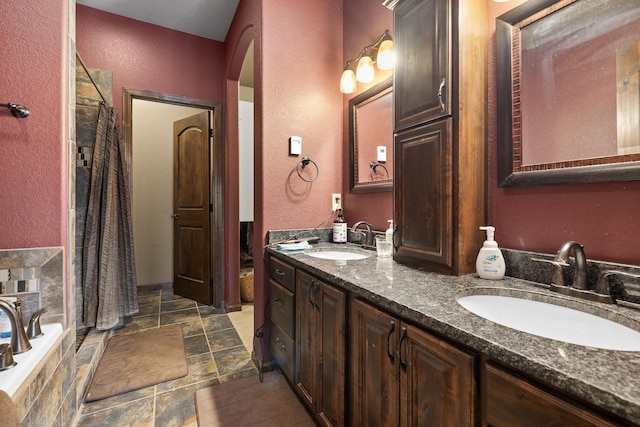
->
<box><xmin>296</xmin><ymin>156</ymin><xmax>319</xmax><ymax>183</ymax></box>
<box><xmin>369</xmin><ymin>162</ymin><xmax>389</xmax><ymax>180</ymax></box>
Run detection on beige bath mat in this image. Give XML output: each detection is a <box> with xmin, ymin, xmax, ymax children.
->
<box><xmin>85</xmin><ymin>324</ymin><xmax>188</xmax><ymax>401</ymax></box>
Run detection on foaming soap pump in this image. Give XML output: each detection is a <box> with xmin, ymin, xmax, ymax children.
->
<box><xmin>386</xmin><ymin>220</ymin><xmax>394</xmax><ymax>243</ymax></box>
<box><xmin>475</xmin><ymin>226</ymin><xmax>505</xmax><ymax>280</ymax></box>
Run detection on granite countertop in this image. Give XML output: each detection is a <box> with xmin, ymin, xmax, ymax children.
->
<box><xmin>267</xmin><ymin>242</ymin><xmax>640</xmax><ymax>425</ymax></box>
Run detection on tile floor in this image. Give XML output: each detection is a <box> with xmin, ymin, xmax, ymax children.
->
<box><xmin>76</xmin><ymin>288</ymin><xmax>257</xmax><ymax>427</ymax></box>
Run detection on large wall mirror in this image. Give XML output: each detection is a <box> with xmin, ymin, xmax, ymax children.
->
<box><xmin>350</xmin><ymin>77</ymin><xmax>393</xmax><ymax>193</ymax></box>
<box><xmin>497</xmin><ymin>0</ymin><xmax>640</xmax><ymax>186</ymax></box>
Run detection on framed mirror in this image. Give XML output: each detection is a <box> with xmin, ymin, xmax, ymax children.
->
<box><xmin>496</xmin><ymin>0</ymin><xmax>640</xmax><ymax>186</ymax></box>
<box><xmin>349</xmin><ymin>77</ymin><xmax>393</xmax><ymax>193</ymax></box>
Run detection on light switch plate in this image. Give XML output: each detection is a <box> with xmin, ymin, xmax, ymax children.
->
<box><xmin>289</xmin><ymin>136</ymin><xmax>302</xmax><ymax>155</ymax></box>
<box><xmin>377</xmin><ymin>146</ymin><xmax>387</xmax><ymax>162</ymax></box>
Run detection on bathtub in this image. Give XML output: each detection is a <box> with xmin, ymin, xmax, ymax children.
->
<box><xmin>0</xmin><ymin>323</ymin><xmax>64</xmax><ymax>397</ymax></box>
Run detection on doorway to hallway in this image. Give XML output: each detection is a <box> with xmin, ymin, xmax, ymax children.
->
<box><xmin>123</xmin><ymin>89</ymin><xmax>223</xmax><ymax>307</ymax></box>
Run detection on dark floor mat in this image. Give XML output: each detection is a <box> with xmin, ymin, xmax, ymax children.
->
<box><xmin>195</xmin><ymin>371</ymin><xmax>314</xmax><ymax>426</ymax></box>
<box><xmin>85</xmin><ymin>324</ymin><xmax>188</xmax><ymax>401</ymax></box>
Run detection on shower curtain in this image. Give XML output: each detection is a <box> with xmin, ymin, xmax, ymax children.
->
<box><xmin>83</xmin><ymin>102</ymin><xmax>138</xmax><ymax>330</ymax></box>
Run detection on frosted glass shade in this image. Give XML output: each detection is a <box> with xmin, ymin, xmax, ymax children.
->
<box><xmin>340</xmin><ymin>69</ymin><xmax>357</xmax><ymax>94</ymax></box>
<box><xmin>376</xmin><ymin>40</ymin><xmax>394</xmax><ymax>70</ymax></box>
<box><xmin>356</xmin><ymin>56</ymin><xmax>375</xmax><ymax>83</ymax></box>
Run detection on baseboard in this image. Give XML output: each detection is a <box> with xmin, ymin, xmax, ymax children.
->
<box><xmin>224</xmin><ymin>301</ymin><xmax>242</xmax><ymax>313</ymax></box>
<box><xmin>251</xmin><ymin>350</ymin><xmax>278</xmax><ymax>373</ymax></box>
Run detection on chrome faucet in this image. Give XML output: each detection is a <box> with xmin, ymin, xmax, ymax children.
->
<box><xmin>352</xmin><ymin>221</ymin><xmax>373</xmax><ymax>247</ymax></box>
<box><xmin>0</xmin><ymin>299</ymin><xmax>32</xmax><ymax>354</ymax></box>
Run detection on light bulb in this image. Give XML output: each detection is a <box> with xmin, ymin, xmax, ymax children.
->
<box><xmin>356</xmin><ymin>56</ymin><xmax>375</xmax><ymax>83</ymax></box>
<box><xmin>376</xmin><ymin>40</ymin><xmax>393</xmax><ymax>70</ymax></box>
<box><xmin>340</xmin><ymin>69</ymin><xmax>357</xmax><ymax>93</ymax></box>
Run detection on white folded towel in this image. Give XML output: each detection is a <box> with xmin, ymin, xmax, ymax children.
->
<box><xmin>276</xmin><ymin>241</ymin><xmax>311</xmax><ymax>251</ymax></box>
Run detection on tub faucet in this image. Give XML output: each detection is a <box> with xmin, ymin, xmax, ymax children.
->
<box><xmin>0</xmin><ymin>299</ymin><xmax>32</xmax><ymax>354</ymax></box>
<box><xmin>352</xmin><ymin>221</ymin><xmax>373</xmax><ymax>246</ymax></box>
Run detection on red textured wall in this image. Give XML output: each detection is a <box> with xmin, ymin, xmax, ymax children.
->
<box><xmin>488</xmin><ymin>1</ymin><xmax>640</xmax><ymax>265</ymax></box>
<box><xmin>0</xmin><ymin>0</ymin><xmax>67</xmax><ymax>249</ymax></box>
<box><xmin>260</xmin><ymin>0</ymin><xmax>344</xmax><ymax>236</ymax></box>
<box><xmin>225</xmin><ymin>0</ymin><xmax>344</xmax><ymax>362</ymax></box>
<box><xmin>342</xmin><ymin>0</ymin><xmax>394</xmax><ymax>232</ymax></box>
<box><xmin>76</xmin><ymin>5</ymin><xmax>224</xmax><ymax>114</ymax></box>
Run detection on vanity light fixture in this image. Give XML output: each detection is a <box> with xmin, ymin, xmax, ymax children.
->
<box><xmin>340</xmin><ymin>30</ymin><xmax>393</xmax><ymax>94</ymax></box>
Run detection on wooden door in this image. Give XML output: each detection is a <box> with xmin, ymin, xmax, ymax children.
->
<box><xmin>399</xmin><ymin>324</ymin><xmax>475</xmax><ymax>427</ymax></box>
<box><xmin>349</xmin><ymin>298</ymin><xmax>400</xmax><ymax>427</ymax></box>
<box><xmin>317</xmin><ymin>281</ymin><xmax>346</xmax><ymax>427</ymax></box>
<box><xmin>394</xmin><ymin>119</ymin><xmax>452</xmax><ymax>272</ymax></box>
<box><xmin>173</xmin><ymin>111</ymin><xmax>212</xmax><ymax>304</ymax></box>
<box><xmin>296</xmin><ymin>270</ymin><xmax>319</xmax><ymax>412</ymax></box>
<box><xmin>394</xmin><ymin>0</ymin><xmax>450</xmax><ymax>131</ymax></box>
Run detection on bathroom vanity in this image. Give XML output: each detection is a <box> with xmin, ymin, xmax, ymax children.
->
<box><xmin>267</xmin><ymin>243</ymin><xmax>640</xmax><ymax>427</ymax></box>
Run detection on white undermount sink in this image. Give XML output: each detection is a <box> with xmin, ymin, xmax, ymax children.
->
<box><xmin>304</xmin><ymin>248</ymin><xmax>370</xmax><ymax>261</ymax></box>
<box><xmin>457</xmin><ymin>294</ymin><xmax>640</xmax><ymax>351</ymax></box>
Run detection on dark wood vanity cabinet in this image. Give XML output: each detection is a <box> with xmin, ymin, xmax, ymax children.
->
<box><xmin>391</xmin><ymin>0</ymin><xmax>487</xmax><ymax>275</ymax></box>
<box><xmin>296</xmin><ymin>270</ymin><xmax>346</xmax><ymax>427</ymax></box>
<box><xmin>394</xmin><ymin>120</ymin><xmax>453</xmax><ymax>269</ymax></box>
<box><xmin>268</xmin><ymin>256</ymin><xmax>296</xmax><ymax>382</ymax></box>
<box><xmin>394</xmin><ymin>0</ymin><xmax>450</xmax><ymax>130</ymax></box>
<box><xmin>483</xmin><ymin>363</ymin><xmax>624</xmax><ymax>427</ymax></box>
<box><xmin>349</xmin><ymin>298</ymin><xmax>475</xmax><ymax>427</ymax></box>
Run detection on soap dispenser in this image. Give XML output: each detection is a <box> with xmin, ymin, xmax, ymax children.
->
<box><xmin>386</xmin><ymin>220</ymin><xmax>394</xmax><ymax>243</ymax></box>
<box><xmin>476</xmin><ymin>226</ymin><xmax>505</xmax><ymax>280</ymax></box>
<box><xmin>333</xmin><ymin>209</ymin><xmax>347</xmax><ymax>244</ymax></box>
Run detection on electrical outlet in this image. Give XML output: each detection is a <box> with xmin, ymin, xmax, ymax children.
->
<box><xmin>332</xmin><ymin>193</ymin><xmax>342</xmax><ymax>211</ymax></box>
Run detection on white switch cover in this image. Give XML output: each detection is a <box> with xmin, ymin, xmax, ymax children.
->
<box><xmin>289</xmin><ymin>136</ymin><xmax>302</xmax><ymax>155</ymax></box>
<box><xmin>377</xmin><ymin>146</ymin><xmax>387</xmax><ymax>162</ymax></box>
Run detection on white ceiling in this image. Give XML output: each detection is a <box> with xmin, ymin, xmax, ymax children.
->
<box><xmin>76</xmin><ymin>0</ymin><xmax>241</xmax><ymax>42</ymax></box>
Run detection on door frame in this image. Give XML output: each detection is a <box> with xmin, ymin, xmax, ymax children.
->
<box><xmin>123</xmin><ymin>88</ymin><xmax>224</xmax><ymax>308</ymax></box>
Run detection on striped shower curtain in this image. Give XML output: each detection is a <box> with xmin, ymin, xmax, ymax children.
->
<box><xmin>83</xmin><ymin>102</ymin><xmax>138</xmax><ymax>330</ymax></box>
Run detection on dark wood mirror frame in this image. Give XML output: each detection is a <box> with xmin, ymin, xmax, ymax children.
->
<box><xmin>349</xmin><ymin>77</ymin><xmax>393</xmax><ymax>193</ymax></box>
<box><xmin>496</xmin><ymin>0</ymin><xmax>640</xmax><ymax>187</ymax></box>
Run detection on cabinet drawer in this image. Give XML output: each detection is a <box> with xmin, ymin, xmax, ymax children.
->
<box><xmin>269</xmin><ymin>257</ymin><xmax>295</xmax><ymax>291</ymax></box>
<box><xmin>484</xmin><ymin>363</ymin><xmax>615</xmax><ymax>427</ymax></box>
<box><xmin>271</xmin><ymin>322</ymin><xmax>295</xmax><ymax>382</ymax></box>
<box><xmin>269</xmin><ymin>279</ymin><xmax>295</xmax><ymax>337</ymax></box>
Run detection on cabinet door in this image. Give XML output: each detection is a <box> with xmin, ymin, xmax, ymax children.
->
<box><xmin>349</xmin><ymin>298</ymin><xmax>401</xmax><ymax>427</ymax></box>
<box><xmin>394</xmin><ymin>0</ymin><xmax>450</xmax><ymax>130</ymax></box>
<box><xmin>399</xmin><ymin>324</ymin><xmax>475</xmax><ymax>427</ymax></box>
<box><xmin>394</xmin><ymin>119</ymin><xmax>453</xmax><ymax>271</ymax></box>
<box><xmin>484</xmin><ymin>363</ymin><xmax>619</xmax><ymax>427</ymax></box>
<box><xmin>295</xmin><ymin>270</ymin><xmax>319</xmax><ymax>411</ymax></box>
<box><xmin>317</xmin><ymin>282</ymin><xmax>346</xmax><ymax>427</ymax></box>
